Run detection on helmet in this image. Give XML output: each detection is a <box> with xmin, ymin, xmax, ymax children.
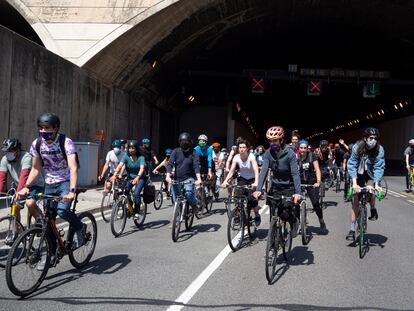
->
<box><xmin>165</xmin><ymin>148</ymin><xmax>173</xmax><ymax>155</ymax></box>
<box><xmin>334</xmin><ymin>143</ymin><xmax>340</xmax><ymax>149</ymax></box>
<box><xmin>142</xmin><ymin>138</ymin><xmax>150</xmax><ymax>144</ymax></box>
<box><xmin>198</xmin><ymin>134</ymin><xmax>208</xmax><ymax>142</ymax></box>
<box><xmin>37</xmin><ymin>113</ymin><xmax>60</xmax><ymax>128</ymax></box>
<box><xmin>363</xmin><ymin>127</ymin><xmax>380</xmax><ymax>138</ymax></box>
<box><xmin>409</xmin><ymin>139</ymin><xmax>414</xmax><ymax>146</ymax></box>
<box><xmin>119</xmin><ymin>139</ymin><xmax>127</xmax><ymax>145</ymax></box>
<box><xmin>298</xmin><ymin>140</ymin><xmax>309</xmax><ymax>147</ymax></box>
<box><xmin>179</xmin><ymin>132</ymin><xmax>192</xmax><ymax>142</ymax></box>
<box><xmin>320</xmin><ymin>140</ymin><xmax>328</xmax><ymax>147</ymax></box>
<box><xmin>221</xmin><ymin>148</ymin><xmax>227</xmax><ymax>152</ymax></box>
<box><xmin>128</xmin><ymin>140</ymin><xmax>139</xmax><ymax>149</ymax></box>
<box><xmin>2</xmin><ymin>138</ymin><xmax>21</xmax><ymax>152</ymax></box>
<box><xmin>266</xmin><ymin>126</ymin><xmax>285</xmax><ymax>140</ymax></box>
<box><xmin>112</xmin><ymin>139</ymin><xmax>122</xmax><ymax>147</ymax></box>
<box><xmin>212</xmin><ymin>142</ymin><xmax>220</xmax><ymax>148</ymax></box>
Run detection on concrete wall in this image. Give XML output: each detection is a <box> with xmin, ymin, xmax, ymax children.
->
<box><xmin>0</xmin><ymin>25</ymin><xmax>156</xmax><ymax>155</ymax></box>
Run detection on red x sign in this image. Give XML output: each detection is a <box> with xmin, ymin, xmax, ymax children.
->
<box><xmin>307</xmin><ymin>80</ymin><xmax>322</xmax><ymax>96</ymax></box>
<box><xmin>251</xmin><ymin>78</ymin><xmax>265</xmax><ymax>93</ymax></box>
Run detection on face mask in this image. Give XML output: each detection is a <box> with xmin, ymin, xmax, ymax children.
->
<box><xmin>180</xmin><ymin>142</ymin><xmax>190</xmax><ymax>150</ymax></box>
<box><xmin>214</xmin><ymin>148</ymin><xmax>220</xmax><ymax>153</ymax></box>
<box><xmin>199</xmin><ymin>142</ymin><xmax>206</xmax><ymax>148</ymax></box>
<box><xmin>270</xmin><ymin>143</ymin><xmax>281</xmax><ymax>152</ymax></box>
<box><xmin>39</xmin><ymin>131</ymin><xmax>55</xmax><ymax>140</ymax></box>
<box><xmin>6</xmin><ymin>152</ymin><xmax>16</xmax><ymax>162</ymax></box>
<box><xmin>366</xmin><ymin>139</ymin><xmax>377</xmax><ymax>150</ymax></box>
<box><xmin>113</xmin><ymin>147</ymin><xmax>121</xmax><ymax>155</ymax></box>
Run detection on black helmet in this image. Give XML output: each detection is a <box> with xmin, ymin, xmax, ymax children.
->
<box><xmin>37</xmin><ymin>113</ymin><xmax>60</xmax><ymax>128</ymax></box>
<box><xmin>320</xmin><ymin>140</ymin><xmax>328</xmax><ymax>147</ymax></box>
<box><xmin>363</xmin><ymin>127</ymin><xmax>380</xmax><ymax>138</ymax></box>
<box><xmin>128</xmin><ymin>140</ymin><xmax>139</xmax><ymax>149</ymax></box>
<box><xmin>2</xmin><ymin>138</ymin><xmax>21</xmax><ymax>152</ymax></box>
<box><xmin>178</xmin><ymin>132</ymin><xmax>192</xmax><ymax>142</ymax></box>
<box><xmin>119</xmin><ymin>139</ymin><xmax>127</xmax><ymax>145</ymax></box>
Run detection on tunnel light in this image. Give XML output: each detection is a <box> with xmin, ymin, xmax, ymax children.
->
<box><xmin>381</xmin><ymin>110</ymin><xmax>385</xmax><ymax>114</ymax></box>
<box><xmin>405</xmin><ymin>101</ymin><xmax>409</xmax><ymax>105</ymax></box>
<box><xmin>236</xmin><ymin>102</ymin><xmax>241</xmax><ymax>112</ymax></box>
<box><xmin>400</xmin><ymin>102</ymin><xmax>404</xmax><ymax>108</ymax></box>
<box><xmin>151</xmin><ymin>60</ymin><xmax>157</xmax><ymax>68</ymax></box>
<box><xmin>188</xmin><ymin>96</ymin><xmax>195</xmax><ymax>102</ymax></box>
<box><xmin>394</xmin><ymin>104</ymin><xmax>398</xmax><ymax>110</ymax></box>
<box><xmin>370</xmin><ymin>114</ymin><xmax>374</xmax><ymax>118</ymax></box>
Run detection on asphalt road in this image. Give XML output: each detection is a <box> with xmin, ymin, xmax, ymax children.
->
<box><xmin>0</xmin><ymin>176</ymin><xmax>413</xmax><ymax>311</ymax></box>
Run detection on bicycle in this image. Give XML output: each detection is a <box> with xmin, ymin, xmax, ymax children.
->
<box><xmin>348</xmin><ymin>186</ymin><xmax>382</xmax><ymax>259</ymax></box>
<box><xmin>378</xmin><ymin>177</ymin><xmax>388</xmax><ymax>199</ymax></box>
<box><xmin>153</xmin><ymin>173</ymin><xmax>171</xmax><ymax>210</ymax></box>
<box><xmin>408</xmin><ymin>165</ymin><xmax>414</xmax><ymax>193</ymax></box>
<box><xmin>223</xmin><ymin>180</ymin><xmax>238</xmax><ymax>219</ymax></box>
<box><xmin>334</xmin><ymin>166</ymin><xmax>343</xmax><ymax>193</ymax></box>
<box><xmin>264</xmin><ymin>193</ymin><xmax>294</xmax><ymax>284</ymax></box>
<box><xmin>0</xmin><ymin>186</ymin><xmax>34</xmax><ymax>268</ymax></box>
<box><xmin>226</xmin><ymin>185</ymin><xmax>257</xmax><ymax>252</ymax></box>
<box><xmin>171</xmin><ymin>180</ymin><xmax>196</xmax><ymax>242</ymax></box>
<box><xmin>100</xmin><ymin>177</ymin><xmax>127</xmax><ymax>222</ymax></box>
<box><xmin>299</xmin><ymin>185</ymin><xmax>313</xmax><ymax>245</ymax></box>
<box><xmin>5</xmin><ymin>189</ymin><xmax>97</xmax><ymax>297</ymax></box>
<box><xmin>110</xmin><ymin>181</ymin><xmax>147</xmax><ymax>237</ymax></box>
<box><xmin>195</xmin><ymin>174</ymin><xmax>213</xmax><ymax>215</ymax></box>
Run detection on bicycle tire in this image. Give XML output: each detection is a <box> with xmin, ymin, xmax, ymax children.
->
<box><xmin>282</xmin><ymin>221</ymin><xmax>292</xmax><ymax>260</ymax></box>
<box><xmin>184</xmin><ymin>202</ymin><xmax>194</xmax><ymax>231</ymax></box>
<box><xmin>319</xmin><ymin>182</ymin><xmax>326</xmax><ymax>209</ymax></box>
<box><xmin>100</xmin><ymin>191</ymin><xmax>113</xmax><ymax>223</ymax></box>
<box><xmin>247</xmin><ymin>207</ymin><xmax>257</xmax><ymax>239</ymax></box>
<box><xmin>224</xmin><ymin>199</ymin><xmax>233</xmax><ymax>219</ymax></box>
<box><xmin>68</xmin><ymin>212</ymin><xmax>97</xmax><ymax>268</ymax></box>
<box><xmin>265</xmin><ymin>218</ymin><xmax>280</xmax><ymax>284</ymax></box>
<box><xmin>0</xmin><ymin>216</ymin><xmax>25</xmax><ymax>268</ymax></box>
<box><xmin>379</xmin><ymin>177</ymin><xmax>388</xmax><ymax>199</ymax></box>
<box><xmin>335</xmin><ymin>175</ymin><xmax>340</xmax><ymax>193</ymax></box>
<box><xmin>358</xmin><ymin>206</ymin><xmax>366</xmax><ymax>259</ymax></box>
<box><xmin>110</xmin><ymin>197</ymin><xmax>127</xmax><ymax>237</ymax></box>
<box><xmin>153</xmin><ymin>190</ymin><xmax>163</xmax><ymax>210</ymax></box>
<box><xmin>6</xmin><ymin>227</ymin><xmax>51</xmax><ymax>297</ymax></box>
<box><xmin>133</xmin><ymin>201</ymin><xmax>147</xmax><ymax>228</ymax></box>
<box><xmin>172</xmin><ymin>201</ymin><xmax>182</xmax><ymax>242</ymax></box>
<box><xmin>206</xmin><ymin>195</ymin><xmax>213</xmax><ymax>213</ymax></box>
<box><xmin>300</xmin><ymin>201</ymin><xmax>309</xmax><ymax>245</ymax></box>
<box><xmin>227</xmin><ymin>208</ymin><xmax>244</xmax><ymax>252</ymax></box>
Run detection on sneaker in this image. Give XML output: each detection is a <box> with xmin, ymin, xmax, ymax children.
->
<box><xmin>254</xmin><ymin>214</ymin><xmax>261</xmax><ymax>227</ymax></box>
<box><xmin>4</xmin><ymin>232</ymin><xmax>18</xmax><ymax>246</ymax></box>
<box><xmin>291</xmin><ymin>219</ymin><xmax>299</xmax><ymax>238</ymax></box>
<box><xmin>368</xmin><ymin>208</ymin><xmax>378</xmax><ymax>221</ymax></box>
<box><xmin>73</xmin><ymin>224</ymin><xmax>86</xmax><ymax>249</ymax></box>
<box><xmin>36</xmin><ymin>251</ymin><xmax>53</xmax><ymax>271</ymax></box>
<box><xmin>133</xmin><ymin>213</ymin><xmax>141</xmax><ymax>221</ymax></box>
<box><xmin>319</xmin><ymin>219</ymin><xmax>327</xmax><ymax>232</ymax></box>
<box><xmin>346</xmin><ymin>230</ymin><xmax>355</xmax><ymax>241</ymax></box>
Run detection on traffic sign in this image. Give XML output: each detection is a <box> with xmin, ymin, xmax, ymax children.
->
<box><xmin>307</xmin><ymin>80</ymin><xmax>322</xmax><ymax>96</ymax></box>
<box><xmin>363</xmin><ymin>82</ymin><xmax>380</xmax><ymax>98</ymax></box>
<box><xmin>251</xmin><ymin>77</ymin><xmax>265</xmax><ymax>94</ymax></box>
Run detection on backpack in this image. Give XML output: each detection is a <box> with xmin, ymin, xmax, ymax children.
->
<box><xmin>35</xmin><ymin>134</ymin><xmax>80</xmax><ymax>168</ymax></box>
<box><xmin>143</xmin><ymin>182</ymin><xmax>156</xmax><ymax>204</ymax></box>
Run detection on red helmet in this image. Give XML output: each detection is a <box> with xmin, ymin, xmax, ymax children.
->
<box><xmin>266</xmin><ymin>126</ymin><xmax>285</xmax><ymax>140</ymax></box>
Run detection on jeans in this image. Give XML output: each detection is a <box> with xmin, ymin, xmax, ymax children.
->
<box><xmin>171</xmin><ymin>178</ymin><xmax>197</xmax><ymax>208</ymax></box>
<box><xmin>126</xmin><ymin>179</ymin><xmax>146</xmax><ymax>213</ymax></box>
<box><xmin>215</xmin><ymin>169</ymin><xmax>223</xmax><ymax>194</ymax></box>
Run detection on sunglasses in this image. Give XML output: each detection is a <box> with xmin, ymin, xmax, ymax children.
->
<box><xmin>367</xmin><ymin>136</ymin><xmax>377</xmax><ymax>141</ymax></box>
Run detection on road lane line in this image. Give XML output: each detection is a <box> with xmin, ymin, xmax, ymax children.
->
<box><xmin>408</xmin><ymin>200</ymin><xmax>414</xmax><ymax>204</ymax></box>
<box><xmin>166</xmin><ymin>205</ymin><xmax>268</xmax><ymax>311</ymax></box>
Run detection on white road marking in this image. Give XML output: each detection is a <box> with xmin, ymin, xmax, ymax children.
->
<box><xmin>166</xmin><ymin>205</ymin><xmax>269</xmax><ymax>311</ymax></box>
<box><xmin>387</xmin><ymin>190</ymin><xmax>405</xmax><ymax>198</ymax></box>
<box><xmin>408</xmin><ymin>200</ymin><xmax>414</xmax><ymax>204</ymax></box>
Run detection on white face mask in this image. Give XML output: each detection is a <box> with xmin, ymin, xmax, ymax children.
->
<box><xmin>366</xmin><ymin>139</ymin><xmax>377</xmax><ymax>150</ymax></box>
<box><xmin>113</xmin><ymin>147</ymin><xmax>121</xmax><ymax>155</ymax></box>
<box><xmin>6</xmin><ymin>152</ymin><xmax>16</xmax><ymax>162</ymax></box>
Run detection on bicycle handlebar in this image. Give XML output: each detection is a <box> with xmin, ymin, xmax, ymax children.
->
<box><xmin>347</xmin><ymin>186</ymin><xmax>383</xmax><ymax>201</ymax></box>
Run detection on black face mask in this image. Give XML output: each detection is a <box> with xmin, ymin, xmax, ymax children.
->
<box><xmin>180</xmin><ymin>142</ymin><xmax>190</xmax><ymax>150</ymax></box>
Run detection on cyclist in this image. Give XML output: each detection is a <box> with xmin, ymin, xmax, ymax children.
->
<box><xmin>140</xmin><ymin>137</ymin><xmax>159</xmax><ymax>169</ymax></box>
<box><xmin>194</xmin><ymin>134</ymin><xmax>213</xmax><ymax>179</ymax></box>
<box><xmin>289</xmin><ymin>130</ymin><xmax>300</xmax><ymax>155</ymax></box>
<box><xmin>18</xmin><ymin>113</ymin><xmax>85</xmax><ymax>249</ymax></box>
<box><xmin>297</xmin><ymin>140</ymin><xmax>326</xmax><ymax>231</ymax></box>
<box><xmin>314</xmin><ymin>140</ymin><xmax>333</xmax><ymax>186</ymax></box>
<box><xmin>222</xmin><ymin>138</ymin><xmax>261</xmax><ymax>226</ymax></box>
<box><xmin>98</xmin><ymin>139</ymin><xmax>125</xmax><ymax>194</ymax></box>
<box><xmin>343</xmin><ymin>143</ymin><xmax>354</xmax><ymax>202</ymax></box>
<box><xmin>153</xmin><ymin>148</ymin><xmax>174</xmax><ymax>196</ymax></box>
<box><xmin>1</xmin><ymin>138</ymin><xmax>44</xmax><ymax>243</ymax></box>
<box><xmin>332</xmin><ymin>143</ymin><xmax>346</xmax><ymax>184</ymax></box>
<box><xmin>346</xmin><ymin>128</ymin><xmax>385</xmax><ymax>240</ymax></box>
<box><xmin>166</xmin><ymin>132</ymin><xmax>202</xmax><ymax>213</ymax></box>
<box><xmin>404</xmin><ymin>139</ymin><xmax>414</xmax><ymax>192</ymax></box>
<box><xmin>212</xmin><ymin>142</ymin><xmax>224</xmax><ymax>200</ymax></box>
<box><xmin>112</xmin><ymin>140</ymin><xmax>148</xmax><ymax>221</ymax></box>
<box><xmin>255</xmin><ymin>145</ymin><xmax>265</xmax><ymax>168</ymax></box>
<box><xmin>253</xmin><ymin>126</ymin><xmax>302</xmax><ymax>237</ymax></box>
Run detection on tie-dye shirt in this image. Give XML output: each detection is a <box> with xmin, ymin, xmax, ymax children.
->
<box><xmin>30</xmin><ymin>134</ymin><xmax>77</xmax><ymax>184</ymax></box>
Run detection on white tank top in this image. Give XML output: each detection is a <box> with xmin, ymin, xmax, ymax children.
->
<box><xmin>233</xmin><ymin>153</ymin><xmax>255</xmax><ymax>180</ymax></box>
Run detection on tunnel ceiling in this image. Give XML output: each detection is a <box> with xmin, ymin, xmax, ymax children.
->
<box><xmin>85</xmin><ymin>0</ymin><xmax>414</xmax><ymax>139</ymax></box>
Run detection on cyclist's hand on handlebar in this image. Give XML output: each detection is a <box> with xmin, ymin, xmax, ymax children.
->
<box><xmin>313</xmin><ymin>182</ymin><xmax>320</xmax><ymax>188</ymax></box>
<box><xmin>195</xmin><ymin>179</ymin><xmax>202</xmax><ymax>186</ymax></box>
<box><xmin>221</xmin><ymin>181</ymin><xmax>228</xmax><ymax>188</ymax></box>
<box><xmin>374</xmin><ymin>184</ymin><xmax>382</xmax><ymax>192</ymax></box>
<box><xmin>153</xmin><ymin>169</ymin><xmax>158</xmax><ymax>174</ymax></box>
<box><xmin>98</xmin><ymin>175</ymin><xmax>103</xmax><ymax>182</ymax></box>
<box><xmin>17</xmin><ymin>187</ymin><xmax>29</xmax><ymax>198</ymax></box>
<box><xmin>292</xmin><ymin>194</ymin><xmax>301</xmax><ymax>204</ymax></box>
<box><xmin>63</xmin><ymin>192</ymin><xmax>75</xmax><ymax>202</ymax></box>
<box><xmin>352</xmin><ymin>184</ymin><xmax>361</xmax><ymax>193</ymax></box>
<box><xmin>253</xmin><ymin>191</ymin><xmax>261</xmax><ymax>200</ymax></box>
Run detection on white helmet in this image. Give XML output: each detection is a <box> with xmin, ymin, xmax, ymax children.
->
<box><xmin>198</xmin><ymin>134</ymin><xmax>208</xmax><ymax>141</ymax></box>
<box><xmin>409</xmin><ymin>139</ymin><xmax>414</xmax><ymax>146</ymax></box>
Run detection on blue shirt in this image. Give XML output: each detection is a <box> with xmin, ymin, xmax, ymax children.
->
<box><xmin>194</xmin><ymin>145</ymin><xmax>213</xmax><ymax>170</ymax></box>
<box><xmin>347</xmin><ymin>143</ymin><xmax>385</xmax><ymax>183</ymax></box>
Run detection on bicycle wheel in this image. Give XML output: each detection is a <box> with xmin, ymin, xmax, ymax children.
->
<box><xmin>300</xmin><ymin>201</ymin><xmax>310</xmax><ymax>245</ymax></box>
<box><xmin>206</xmin><ymin>195</ymin><xmax>213</xmax><ymax>213</ymax></box>
<box><xmin>281</xmin><ymin>221</ymin><xmax>292</xmax><ymax>260</ymax></box>
<box><xmin>110</xmin><ymin>197</ymin><xmax>127</xmax><ymax>237</ymax></box>
<box><xmin>319</xmin><ymin>182</ymin><xmax>326</xmax><ymax>209</ymax></box>
<box><xmin>6</xmin><ymin>227</ymin><xmax>51</xmax><ymax>297</ymax></box>
<box><xmin>153</xmin><ymin>190</ymin><xmax>163</xmax><ymax>210</ymax></box>
<box><xmin>195</xmin><ymin>187</ymin><xmax>205</xmax><ymax>219</ymax></box>
<box><xmin>358</xmin><ymin>207</ymin><xmax>366</xmax><ymax>259</ymax></box>
<box><xmin>0</xmin><ymin>216</ymin><xmax>25</xmax><ymax>268</ymax></box>
<box><xmin>133</xmin><ymin>201</ymin><xmax>147</xmax><ymax>228</ymax></box>
<box><xmin>224</xmin><ymin>198</ymin><xmax>233</xmax><ymax>219</ymax></box>
<box><xmin>227</xmin><ymin>207</ymin><xmax>244</xmax><ymax>252</ymax></box>
<box><xmin>335</xmin><ymin>175</ymin><xmax>340</xmax><ymax>193</ymax></box>
<box><xmin>172</xmin><ymin>201</ymin><xmax>182</xmax><ymax>242</ymax></box>
<box><xmin>68</xmin><ymin>212</ymin><xmax>97</xmax><ymax>268</ymax></box>
<box><xmin>100</xmin><ymin>191</ymin><xmax>113</xmax><ymax>223</ymax></box>
<box><xmin>265</xmin><ymin>218</ymin><xmax>280</xmax><ymax>284</ymax></box>
<box><xmin>247</xmin><ymin>207</ymin><xmax>257</xmax><ymax>239</ymax></box>
<box><xmin>379</xmin><ymin>177</ymin><xmax>388</xmax><ymax>199</ymax></box>
<box><xmin>184</xmin><ymin>202</ymin><xmax>194</xmax><ymax>231</ymax></box>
